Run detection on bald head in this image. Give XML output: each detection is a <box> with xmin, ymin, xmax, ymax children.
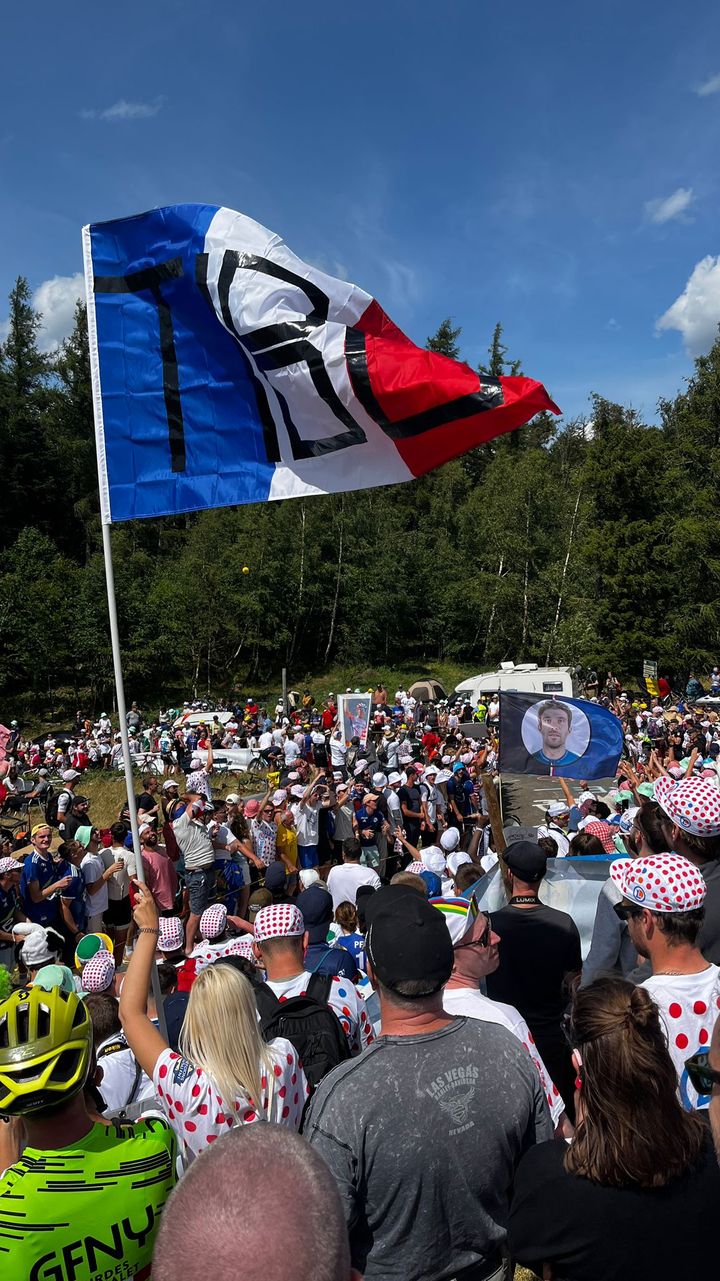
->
<box><xmin>153</xmin><ymin>1124</ymin><xmax>354</xmax><ymax>1281</ymax></box>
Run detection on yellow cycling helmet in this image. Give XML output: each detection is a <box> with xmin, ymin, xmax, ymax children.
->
<box><xmin>0</xmin><ymin>986</ymin><xmax>91</xmax><ymax>1115</ymax></box>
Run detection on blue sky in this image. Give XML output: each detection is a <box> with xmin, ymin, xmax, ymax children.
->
<box><xmin>2</xmin><ymin>0</ymin><xmax>720</xmax><ymax>423</ymax></box>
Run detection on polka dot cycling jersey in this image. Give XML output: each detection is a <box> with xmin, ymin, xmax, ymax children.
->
<box><xmin>152</xmin><ymin>1041</ymin><xmax>308</xmax><ymax>1157</ymax></box>
<box><xmin>642</xmin><ymin>965</ymin><xmax>720</xmax><ymax>1110</ymax></box>
<box><xmin>265</xmin><ymin>972</ymin><xmax>375</xmax><ymax>1054</ymax></box>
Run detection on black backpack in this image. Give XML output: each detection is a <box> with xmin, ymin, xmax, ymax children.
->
<box><xmin>255</xmin><ymin>973</ymin><xmax>350</xmax><ymax>1090</ymax></box>
<box><xmin>45</xmin><ymin>788</ymin><xmax>70</xmax><ymax>828</ymax></box>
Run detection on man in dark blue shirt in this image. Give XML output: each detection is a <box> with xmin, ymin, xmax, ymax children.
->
<box><xmin>352</xmin><ymin>793</ymin><xmax>388</xmax><ymax>870</ymax></box>
<box><xmin>20</xmin><ymin>826</ymin><xmax>72</xmax><ymax>928</ymax></box>
<box><xmin>297</xmin><ymin>885</ymin><xmax>359</xmax><ymax>980</ymax></box>
<box><xmin>446</xmin><ymin>764</ymin><xmax>472</xmax><ymax>826</ymax></box>
<box><xmin>54</xmin><ymin>841</ymin><xmax>88</xmax><ymax>936</ymax></box>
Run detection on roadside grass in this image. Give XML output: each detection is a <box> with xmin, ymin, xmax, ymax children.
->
<box><xmin>65</xmin><ymin>767</ymin><xmax>265</xmax><ymax>829</ymax></box>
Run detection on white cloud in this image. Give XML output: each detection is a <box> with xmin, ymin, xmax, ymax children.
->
<box><xmin>33</xmin><ymin>273</ymin><xmax>84</xmax><ymax>352</ymax></box>
<box><xmin>81</xmin><ymin>97</ymin><xmax>164</xmax><ymax>122</ymax></box>
<box><xmin>657</xmin><ymin>256</ymin><xmax>720</xmax><ymax>355</ymax></box>
<box><xmin>644</xmin><ymin>186</ymin><xmax>694</xmax><ymax>225</ymax></box>
<box><xmin>381</xmin><ymin>257</ymin><xmax>421</xmax><ymax>309</ymax></box>
<box><xmin>696</xmin><ymin>72</ymin><xmax>720</xmax><ymax>97</ymax></box>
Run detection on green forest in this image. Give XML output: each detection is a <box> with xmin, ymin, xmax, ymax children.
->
<box><xmin>1</xmin><ymin>277</ymin><xmax>719</xmax><ymax>715</ymax></box>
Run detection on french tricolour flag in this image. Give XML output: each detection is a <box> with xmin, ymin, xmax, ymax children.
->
<box><xmin>82</xmin><ymin>204</ymin><xmax>559</xmax><ymax>524</ymax></box>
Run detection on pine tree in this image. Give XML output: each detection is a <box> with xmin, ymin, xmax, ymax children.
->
<box><xmin>660</xmin><ymin>332</ymin><xmax>720</xmax><ymax>672</ymax></box>
<box><xmin>426</xmin><ymin>317</ymin><xmax>462</xmax><ymax>360</ymax></box>
<box><xmin>0</xmin><ymin>278</ymin><xmax>51</xmax><ymax>545</ymax></box>
<box><xmin>478</xmin><ymin>321</ymin><xmax>522</xmax><ymax>378</ymax></box>
<box><xmin>51</xmin><ymin>301</ymin><xmax>98</xmax><ymax>558</ymax></box>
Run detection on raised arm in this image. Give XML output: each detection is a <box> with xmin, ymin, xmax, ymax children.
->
<box><xmin>118</xmin><ymin>881</ymin><xmax>169</xmax><ymax>1079</ymax></box>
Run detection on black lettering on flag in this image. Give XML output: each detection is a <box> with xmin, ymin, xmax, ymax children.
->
<box><xmin>204</xmin><ymin>250</ymin><xmax>368</xmax><ymax>460</ymax></box>
<box><xmin>96</xmin><ymin>249</ymin><xmax>506</xmax><ymax>475</ymax></box>
<box><xmin>94</xmin><ymin>258</ymin><xmax>187</xmax><ymax>472</ymax></box>
<box><xmin>345</xmin><ymin>327</ymin><xmax>504</xmax><ymax>440</ymax></box>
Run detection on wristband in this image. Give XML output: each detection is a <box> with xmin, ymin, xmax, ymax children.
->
<box><xmin>137</xmin><ymin>926</ymin><xmax>160</xmax><ymax>936</ymax></box>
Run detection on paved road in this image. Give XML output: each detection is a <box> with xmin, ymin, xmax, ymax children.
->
<box><xmin>500</xmin><ymin>774</ymin><xmax>615</xmax><ymax>828</ymax></box>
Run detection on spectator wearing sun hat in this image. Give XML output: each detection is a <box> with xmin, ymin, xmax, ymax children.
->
<box><xmin>13</xmin><ymin>923</ymin><xmax>64</xmax><ymax>981</ymax></box>
<box><xmin>654</xmin><ymin>774</ymin><xmax>720</xmax><ymax>964</ymax></box>
<box><xmin>536</xmin><ymin>801</ymin><xmax>571</xmax><ymax>858</ymax></box>
<box><xmin>441</xmin><ymin>850</ymin><xmax>473</xmax><ymax>896</ymax></box>
<box><xmin>610</xmin><ymin>852</ymin><xmax>719</xmax><ymax>1108</ymax></box>
<box><xmin>575</xmin><ymin>820</ymin><xmax>617</xmax><ymax>856</ymax></box>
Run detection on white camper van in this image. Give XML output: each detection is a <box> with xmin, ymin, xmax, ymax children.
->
<box><xmin>455</xmin><ymin>662</ymin><xmax>578</xmax><ymax>705</ymax></box>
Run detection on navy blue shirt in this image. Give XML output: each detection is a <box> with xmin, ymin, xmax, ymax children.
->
<box><xmin>56</xmin><ymin>859</ymin><xmax>87</xmax><ymax>932</ymax></box>
<box><xmin>20</xmin><ymin>852</ymin><xmax>61</xmax><ymax>926</ymax></box>
<box><xmin>447</xmin><ymin>775</ymin><xmax>473</xmax><ymax>819</ymax></box>
<box><xmin>355</xmin><ymin>806</ymin><xmax>383</xmax><ymax>846</ymax></box>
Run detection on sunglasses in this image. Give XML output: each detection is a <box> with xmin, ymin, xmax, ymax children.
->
<box><xmin>612</xmin><ymin>903</ymin><xmax>644</xmax><ymax>922</ymax></box>
<box><xmin>455</xmin><ymin>914</ymin><xmax>492</xmax><ymax>950</ymax></box>
<box><xmin>684</xmin><ymin>1052</ymin><xmax>720</xmax><ymax>1095</ymax></box>
<box><xmin>561</xmin><ymin>1010</ymin><xmax>576</xmax><ymax>1051</ymax></box>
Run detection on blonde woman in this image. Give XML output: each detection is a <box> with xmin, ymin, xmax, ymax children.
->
<box><xmin>120</xmin><ymin>881</ymin><xmax>308</xmax><ymax>1157</ymax></box>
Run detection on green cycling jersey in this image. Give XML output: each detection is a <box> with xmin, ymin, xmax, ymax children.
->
<box><xmin>0</xmin><ymin>1117</ymin><xmax>176</xmax><ymax>1281</ymax></box>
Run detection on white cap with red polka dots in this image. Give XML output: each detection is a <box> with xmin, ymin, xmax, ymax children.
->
<box><xmin>199</xmin><ymin>903</ymin><xmax>227</xmax><ymax>940</ymax></box>
<box><xmin>654</xmin><ymin>775</ymin><xmax>720</xmax><ymax>838</ymax></box>
<box><xmin>610</xmin><ymin>852</ymin><xmax>707</xmax><ymax>913</ymax></box>
<box><xmin>253</xmin><ymin>903</ymin><xmax>304</xmax><ymax>942</ymax></box>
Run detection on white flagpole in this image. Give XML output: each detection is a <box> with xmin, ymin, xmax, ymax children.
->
<box><xmin>100</xmin><ymin>524</ymin><xmax>169</xmax><ymax>1038</ymax></box>
<box><xmin>100</xmin><ymin>521</ymin><xmax>148</xmax><ymax>886</ymax></box>
<box><xmin>84</xmin><ymin>224</ymin><xmax>167</xmax><ymax>1036</ymax></box>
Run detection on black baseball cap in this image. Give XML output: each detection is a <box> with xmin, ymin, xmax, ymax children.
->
<box><xmin>503</xmin><ymin>840</ymin><xmax>547</xmax><ymax>883</ymax></box>
<box><xmin>365</xmin><ymin>886</ymin><xmax>453</xmax><ymax>991</ymax></box>
<box><xmin>296</xmin><ymin>885</ymin><xmax>333</xmax><ymax>943</ymax></box>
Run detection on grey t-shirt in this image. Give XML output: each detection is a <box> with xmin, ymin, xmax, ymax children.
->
<box><xmin>172</xmin><ymin>811</ymin><xmax>215</xmax><ymax>871</ymax></box>
<box><xmin>303</xmin><ymin>1017</ymin><xmax>552</xmax><ymax>1281</ymax></box>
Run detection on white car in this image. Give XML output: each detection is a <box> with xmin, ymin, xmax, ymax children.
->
<box><xmin>172</xmin><ymin>710</ymin><xmax>236</xmax><ymax>730</ymax></box>
<box><xmin>196</xmin><ymin>746</ymin><xmax>262</xmax><ymax>775</ymax></box>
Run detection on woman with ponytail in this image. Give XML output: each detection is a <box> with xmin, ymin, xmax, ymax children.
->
<box><xmin>509</xmin><ymin>977</ymin><xmax>720</xmax><ymax>1279</ymax></box>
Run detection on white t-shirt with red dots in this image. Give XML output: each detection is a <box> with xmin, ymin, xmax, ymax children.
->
<box><xmin>152</xmin><ymin>1042</ymin><xmax>308</xmax><ymax>1157</ymax></box>
<box><xmin>642</xmin><ymin>964</ymin><xmax>720</xmax><ymax>1110</ymax></box>
<box><xmin>264</xmin><ymin>971</ymin><xmax>375</xmax><ymax>1054</ymax></box>
<box><xmin>442</xmin><ymin>985</ymin><xmax>565</xmax><ymax>1126</ymax></box>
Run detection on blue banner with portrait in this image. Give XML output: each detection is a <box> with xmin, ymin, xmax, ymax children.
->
<box><xmin>499</xmin><ymin>693</ymin><xmax>623</xmax><ymax>780</ymax></box>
